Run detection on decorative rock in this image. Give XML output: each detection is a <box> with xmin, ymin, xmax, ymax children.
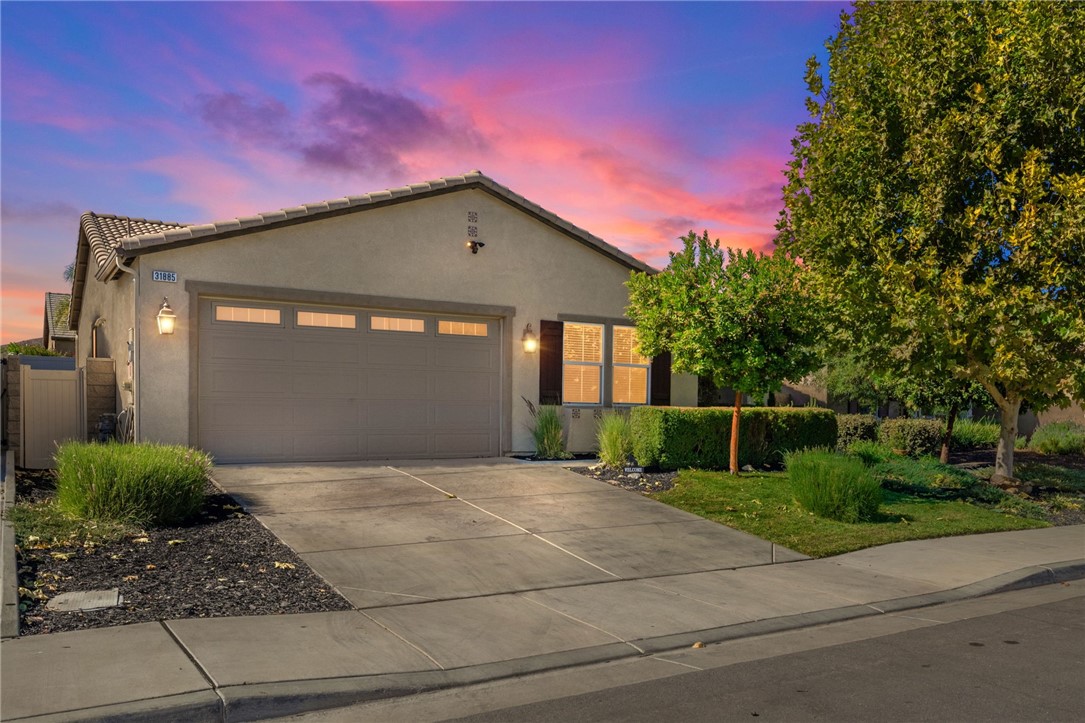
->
<box><xmin>46</xmin><ymin>589</ymin><xmax>122</xmax><ymax>612</ymax></box>
<box><xmin>741</xmin><ymin>465</ymin><xmax>755</xmax><ymax>472</ymax></box>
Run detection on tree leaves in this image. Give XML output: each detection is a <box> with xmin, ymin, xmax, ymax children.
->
<box><xmin>777</xmin><ymin>1</ymin><xmax>1085</xmax><ymax>477</ymax></box>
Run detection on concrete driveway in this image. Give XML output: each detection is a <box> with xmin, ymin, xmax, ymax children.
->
<box><xmin>212</xmin><ymin>459</ymin><xmax>805</xmax><ymax>611</ymax></box>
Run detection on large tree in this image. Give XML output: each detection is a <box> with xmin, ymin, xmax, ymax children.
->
<box><xmin>777</xmin><ymin>1</ymin><xmax>1085</xmax><ymax>480</ymax></box>
<box><xmin>627</xmin><ymin>232</ymin><xmax>821</xmax><ymax>474</ymax></box>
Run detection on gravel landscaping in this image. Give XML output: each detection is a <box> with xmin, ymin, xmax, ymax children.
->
<box><xmin>13</xmin><ymin>469</ymin><xmax>352</xmax><ymax>636</ymax></box>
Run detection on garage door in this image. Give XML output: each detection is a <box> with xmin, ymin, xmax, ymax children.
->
<box><xmin>197</xmin><ymin>298</ymin><xmax>502</xmax><ymax>463</ymax></box>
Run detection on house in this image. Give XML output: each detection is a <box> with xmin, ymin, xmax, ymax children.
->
<box><xmin>42</xmin><ymin>292</ymin><xmax>76</xmax><ymax>356</ymax></box>
<box><xmin>70</xmin><ymin>171</ymin><xmax>697</xmax><ymax>463</ymax></box>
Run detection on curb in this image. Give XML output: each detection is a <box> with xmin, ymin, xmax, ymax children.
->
<box><xmin>18</xmin><ymin>558</ymin><xmax>1081</xmax><ymax>722</ymax></box>
<box><xmin>1</xmin><ymin>448</ymin><xmax>19</xmax><ymax>640</ymax></box>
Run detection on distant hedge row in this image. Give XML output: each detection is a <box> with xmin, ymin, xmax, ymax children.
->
<box><xmin>629</xmin><ymin>407</ymin><xmax>837</xmax><ymax>471</ymax></box>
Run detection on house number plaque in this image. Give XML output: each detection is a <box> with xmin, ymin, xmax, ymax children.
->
<box><xmin>152</xmin><ymin>270</ymin><xmax>178</xmax><ymax>283</ymax></box>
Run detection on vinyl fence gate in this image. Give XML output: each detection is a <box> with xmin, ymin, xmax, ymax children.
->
<box><xmin>21</xmin><ymin>364</ymin><xmax>84</xmax><ymax>469</ymax></box>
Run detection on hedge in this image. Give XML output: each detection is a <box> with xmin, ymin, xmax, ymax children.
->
<box><xmin>836</xmin><ymin>414</ymin><xmax>879</xmax><ymax>452</ymax></box>
<box><xmin>629</xmin><ymin>406</ymin><xmax>837</xmax><ymax>471</ymax></box>
<box><xmin>879</xmin><ymin>418</ymin><xmax>945</xmax><ymax>457</ymax></box>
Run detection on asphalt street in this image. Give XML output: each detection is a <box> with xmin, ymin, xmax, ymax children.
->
<box><xmin>451</xmin><ymin>592</ymin><xmax>1085</xmax><ymax>723</ymax></box>
<box><xmin>289</xmin><ymin>582</ymin><xmax>1085</xmax><ymax>722</ymax></box>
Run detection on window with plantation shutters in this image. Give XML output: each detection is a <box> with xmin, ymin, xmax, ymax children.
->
<box><xmin>562</xmin><ymin>322</ymin><xmax>603</xmax><ymax>404</ymax></box>
<box><xmin>612</xmin><ymin>325</ymin><xmax>650</xmax><ymax>404</ymax></box>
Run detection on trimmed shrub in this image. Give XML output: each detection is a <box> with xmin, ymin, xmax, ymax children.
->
<box><xmin>629</xmin><ymin>406</ymin><xmax>837</xmax><ymax>471</ymax></box>
<box><xmin>1030</xmin><ymin>422</ymin><xmax>1085</xmax><ymax>455</ymax></box>
<box><xmin>846</xmin><ymin>440</ymin><xmax>897</xmax><ymax>466</ymax></box>
<box><xmin>836</xmin><ymin>414</ymin><xmax>879</xmax><ymax>452</ymax></box>
<box><xmin>950</xmin><ymin>418</ymin><xmax>1000</xmax><ymax>450</ymax></box>
<box><xmin>786</xmin><ymin>450</ymin><xmax>881</xmax><ymax>522</ymax></box>
<box><xmin>55</xmin><ymin>442</ymin><xmax>211</xmax><ymax>526</ymax></box>
<box><xmin>596</xmin><ymin>412</ymin><xmax>633</xmax><ymax>469</ymax></box>
<box><xmin>528</xmin><ymin>404</ymin><xmax>571</xmax><ymax>459</ymax></box>
<box><xmin>879</xmin><ymin>418</ymin><xmax>944</xmax><ymax>457</ymax></box>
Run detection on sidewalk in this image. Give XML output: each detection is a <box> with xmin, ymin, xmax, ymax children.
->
<box><xmin>2</xmin><ymin>524</ymin><xmax>1082</xmax><ymax>722</ymax></box>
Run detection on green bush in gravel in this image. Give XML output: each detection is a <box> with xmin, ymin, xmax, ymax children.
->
<box><xmin>596</xmin><ymin>412</ymin><xmax>633</xmax><ymax>469</ymax></box>
<box><xmin>786</xmin><ymin>449</ymin><xmax>881</xmax><ymax>523</ymax></box>
<box><xmin>55</xmin><ymin>442</ymin><xmax>211</xmax><ymax>526</ymax></box>
<box><xmin>836</xmin><ymin>414</ymin><xmax>879</xmax><ymax>452</ymax></box>
<box><xmin>879</xmin><ymin>418</ymin><xmax>945</xmax><ymax>457</ymax></box>
<box><xmin>1030</xmin><ymin>422</ymin><xmax>1085</xmax><ymax>455</ymax></box>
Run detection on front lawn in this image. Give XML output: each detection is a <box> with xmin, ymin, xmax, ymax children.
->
<box><xmin>653</xmin><ymin>470</ymin><xmax>1048</xmax><ymax>558</ymax></box>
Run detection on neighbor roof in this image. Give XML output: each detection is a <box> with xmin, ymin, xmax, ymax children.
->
<box><xmin>70</xmin><ymin>170</ymin><xmax>655</xmax><ymax>324</ymax></box>
<box><xmin>44</xmin><ymin>292</ymin><xmax>76</xmax><ymax>340</ymax></box>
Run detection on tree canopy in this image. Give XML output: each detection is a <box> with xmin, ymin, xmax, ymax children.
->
<box><xmin>627</xmin><ymin>231</ymin><xmax>821</xmax><ymax>473</ymax></box>
<box><xmin>777</xmin><ymin>1</ymin><xmax>1085</xmax><ymax>478</ymax></box>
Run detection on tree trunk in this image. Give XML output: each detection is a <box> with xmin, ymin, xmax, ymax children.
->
<box><xmin>994</xmin><ymin>397</ymin><xmax>1021</xmax><ymax>481</ymax></box>
<box><xmin>939</xmin><ymin>403</ymin><xmax>959</xmax><ymax>464</ymax></box>
<box><xmin>730</xmin><ymin>394</ymin><xmax>742</xmax><ymax>475</ymax></box>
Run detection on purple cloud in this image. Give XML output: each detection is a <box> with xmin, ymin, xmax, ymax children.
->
<box><xmin>300</xmin><ymin>73</ymin><xmax>480</xmax><ymax>173</ymax></box>
<box><xmin>196</xmin><ymin>92</ymin><xmax>293</xmax><ymax>146</ymax></box>
<box><xmin>195</xmin><ymin>75</ymin><xmax>483</xmax><ymax>176</ymax></box>
<box><xmin>1</xmin><ymin>199</ymin><xmax>81</xmax><ymax>223</ymax></box>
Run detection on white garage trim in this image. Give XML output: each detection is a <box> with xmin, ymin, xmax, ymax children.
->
<box><xmin>185</xmin><ymin>281</ymin><xmax>515</xmax><ymax>461</ymax></box>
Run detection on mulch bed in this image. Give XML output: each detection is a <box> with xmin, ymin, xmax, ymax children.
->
<box><xmin>571</xmin><ymin>465</ymin><xmax>679</xmax><ymax>494</ymax></box>
<box><xmin>13</xmin><ymin>470</ymin><xmax>352</xmax><ymax>636</ymax></box>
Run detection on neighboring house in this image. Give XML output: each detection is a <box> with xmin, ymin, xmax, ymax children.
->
<box><xmin>70</xmin><ymin>171</ymin><xmax>697</xmax><ymax>463</ymax></box>
<box><xmin>43</xmin><ymin>292</ymin><xmax>76</xmax><ymax>356</ymax></box>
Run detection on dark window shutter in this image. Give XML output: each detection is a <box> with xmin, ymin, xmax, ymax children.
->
<box><xmin>650</xmin><ymin>351</ymin><xmax>671</xmax><ymax>406</ymax></box>
<box><xmin>539</xmin><ymin>320</ymin><xmax>563</xmax><ymax>405</ymax></box>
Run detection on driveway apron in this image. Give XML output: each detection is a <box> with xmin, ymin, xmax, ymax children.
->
<box><xmin>212</xmin><ymin>459</ymin><xmax>806</xmax><ymax>670</ymax></box>
<box><xmin>213</xmin><ymin>459</ymin><xmax>796</xmax><ymax>607</ymax></box>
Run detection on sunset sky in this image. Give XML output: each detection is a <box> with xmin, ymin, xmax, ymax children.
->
<box><xmin>1</xmin><ymin>1</ymin><xmax>847</xmax><ymax>343</ymax></box>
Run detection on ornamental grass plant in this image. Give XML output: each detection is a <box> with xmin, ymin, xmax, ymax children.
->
<box><xmin>55</xmin><ymin>442</ymin><xmax>211</xmax><ymax>526</ymax></box>
<box><xmin>786</xmin><ymin>449</ymin><xmax>881</xmax><ymax>523</ymax></box>
<box><xmin>528</xmin><ymin>404</ymin><xmax>571</xmax><ymax>459</ymax></box>
<box><xmin>949</xmin><ymin>418</ymin><xmax>1001</xmax><ymax>450</ymax></box>
<box><xmin>596</xmin><ymin>412</ymin><xmax>633</xmax><ymax>469</ymax></box>
<box><xmin>1030</xmin><ymin>422</ymin><xmax>1085</xmax><ymax>456</ymax></box>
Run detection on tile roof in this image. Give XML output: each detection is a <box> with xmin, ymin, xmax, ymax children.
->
<box><xmin>44</xmin><ymin>292</ymin><xmax>76</xmax><ymax>339</ymax></box>
<box><xmin>71</xmin><ymin>170</ymin><xmax>655</xmax><ymax>324</ymax></box>
<box><xmin>110</xmin><ymin>170</ymin><xmax>652</xmax><ymax>273</ymax></box>
<box><xmin>81</xmin><ymin>212</ymin><xmax>188</xmax><ymax>282</ymax></box>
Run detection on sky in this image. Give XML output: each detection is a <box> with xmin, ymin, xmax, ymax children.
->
<box><xmin>1</xmin><ymin>0</ymin><xmax>848</xmax><ymax>343</ymax></box>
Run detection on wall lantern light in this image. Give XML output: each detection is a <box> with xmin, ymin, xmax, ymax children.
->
<box><xmin>156</xmin><ymin>298</ymin><xmax>177</xmax><ymax>335</ymax></box>
<box><xmin>466</xmin><ymin>239</ymin><xmax>485</xmax><ymax>254</ymax></box>
<box><xmin>522</xmin><ymin>323</ymin><xmax>538</xmax><ymax>353</ymax></box>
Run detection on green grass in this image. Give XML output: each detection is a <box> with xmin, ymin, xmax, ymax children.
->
<box><xmin>1014</xmin><ymin>462</ymin><xmax>1085</xmax><ymax>493</ymax></box>
<box><xmin>653</xmin><ymin>469</ymin><xmax>1047</xmax><ymax>558</ymax></box>
<box><xmin>8</xmin><ymin>501</ymin><xmax>132</xmax><ymax>550</ymax></box>
<box><xmin>55</xmin><ymin>442</ymin><xmax>211</xmax><ymax>526</ymax></box>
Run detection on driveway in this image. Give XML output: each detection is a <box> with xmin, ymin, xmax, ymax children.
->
<box><xmin>212</xmin><ymin>459</ymin><xmax>805</xmax><ymax>610</ymax></box>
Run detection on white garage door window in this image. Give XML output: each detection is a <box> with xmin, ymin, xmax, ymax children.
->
<box><xmin>198</xmin><ymin>299</ymin><xmax>501</xmax><ymax>463</ymax></box>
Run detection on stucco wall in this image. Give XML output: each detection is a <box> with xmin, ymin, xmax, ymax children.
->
<box><xmin>130</xmin><ymin>189</ymin><xmax>647</xmax><ymax>453</ymax></box>
<box><xmin>75</xmin><ymin>267</ymin><xmax>135</xmax><ymax>417</ymax></box>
